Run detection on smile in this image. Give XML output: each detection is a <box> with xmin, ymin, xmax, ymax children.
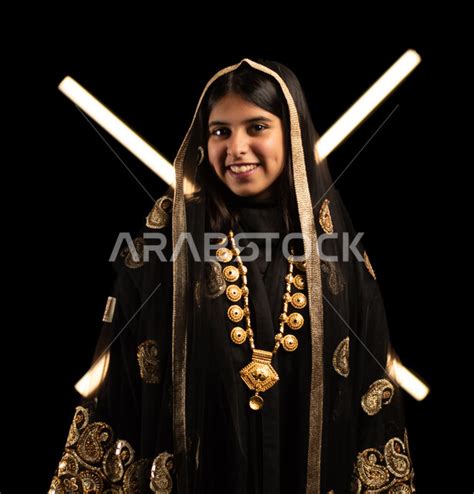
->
<box><xmin>227</xmin><ymin>163</ymin><xmax>260</xmax><ymax>177</ymax></box>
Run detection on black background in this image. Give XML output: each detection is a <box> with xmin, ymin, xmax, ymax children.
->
<box><xmin>2</xmin><ymin>12</ymin><xmax>465</xmax><ymax>493</ymax></box>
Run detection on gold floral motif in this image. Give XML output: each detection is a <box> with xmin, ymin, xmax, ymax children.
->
<box><xmin>102</xmin><ymin>296</ymin><xmax>117</xmax><ymax>323</ymax></box>
<box><xmin>321</xmin><ymin>261</ymin><xmax>346</xmax><ymax>295</ymax></box>
<box><xmin>319</xmin><ymin>198</ymin><xmax>334</xmax><ymax>233</ymax></box>
<box><xmin>49</xmin><ymin>407</ymin><xmax>157</xmax><ymax>493</ymax></box>
<box><xmin>361</xmin><ymin>379</ymin><xmax>395</xmax><ymax>416</ymax></box>
<box><xmin>137</xmin><ymin>340</ymin><xmax>161</xmax><ymax>384</ymax></box>
<box><xmin>351</xmin><ymin>432</ymin><xmax>414</xmax><ymax>492</ymax></box>
<box><xmin>146</xmin><ymin>195</ymin><xmax>173</xmax><ymax>229</ymax></box>
<box><xmin>121</xmin><ymin>237</ymin><xmax>145</xmax><ymax>269</ymax></box>
<box><xmin>332</xmin><ymin>337</ymin><xmax>350</xmax><ymax>377</ymax></box>
<box><xmin>363</xmin><ymin>251</ymin><xmax>377</xmax><ymax>280</ymax></box>
<box><xmin>150</xmin><ymin>451</ymin><xmax>174</xmax><ymax>493</ymax></box>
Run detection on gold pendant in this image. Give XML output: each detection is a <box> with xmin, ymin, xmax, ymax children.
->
<box><xmin>240</xmin><ymin>349</ymin><xmax>279</xmax><ymax>411</ymax></box>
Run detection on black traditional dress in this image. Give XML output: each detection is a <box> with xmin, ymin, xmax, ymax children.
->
<box><xmin>49</xmin><ymin>59</ymin><xmax>415</xmax><ymax>494</ymax></box>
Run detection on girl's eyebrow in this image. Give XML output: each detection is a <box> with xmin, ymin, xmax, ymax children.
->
<box><xmin>208</xmin><ymin>116</ymin><xmax>273</xmax><ymax>127</ymax></box>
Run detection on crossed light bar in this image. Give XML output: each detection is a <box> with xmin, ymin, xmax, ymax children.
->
<box><xmin>60</xmin><ymin>50</ymin><xmax>428</xmax><ymax>401</ymax></box>
<box><xmin>58</xmin><ymin>49</ymin><xmax>421</xmax><ymax>184</ymax></box>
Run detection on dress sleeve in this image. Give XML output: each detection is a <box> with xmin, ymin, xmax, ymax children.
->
<box><xmin>49</xmin><ymin>197</ymin><xmax>177</xmax><ymax>494</ymax></box>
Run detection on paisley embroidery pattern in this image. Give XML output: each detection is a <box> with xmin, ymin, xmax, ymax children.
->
<box><xmin>321</xmin><ymin>261</ymin><xmax>346</xmax><ymax>295</ymax></box>
<box><xmin>121</xmin><ymin>237</ymin><xmax>145</xmax><ymax>269</ymax></box>
<box><xmin>361</xmin><ymin>379</ymin><xmax>395</xmax><ymax>416</ymax></box>
<box><xmin>146</xmin><ymin>195</ymin><xmax>173</xmax><ymax>229</ymax></box>
<box><xmin>137</xmin><ymin>340</ymin><xmax>161</xmax><ymax>384</ymax></box>
<box><xmin>150</xmin><ymin>451</ymin><xmax>174</xmax><ymax>493</ymax></box>
<box><xmin>205</xmin><ymin>260</ymin><xmax>227</xmax><ymax>298</ymax></box>
<box><xmin>332</xmin><ymin>337</ymin><xmax>350</xmax><ymax>377</ymax></box>
<box><xmin>319</xmin><ymin>198</ymin><xmax>334</xmax><ymax>233</ymax></box>
<box><xmin>48</xmin><ymin>406</ymin><xmax>152</xmax><ymax>493</ymax></box>
<box><xmin>351</xmin><ymin>431</ymin><xmax>415</xmax><ymax>493</ymax></box>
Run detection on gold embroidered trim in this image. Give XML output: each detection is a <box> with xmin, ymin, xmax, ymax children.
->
<box><xmin>49</xmin><ymin>406</ymin><xmax>152</xmax><ymax>493</ymax></box>
<box><xmin>363</xmin><ymin>251</ymin><xmax>377</xmax><ymax>280</ymax></box>
<box><xmin>137</xmin><ymin>340</ymin><xmax>161</xmax><ymax>384</ymax></box>
<box><xmin>146</xmin><ymin>195</ymin><xmax>173</xmax><ymax>229</ymax></box>
<box><xmin>361</xmin><ymin>379</ymin><xmax>395</xmax><ymax>416</ymax></box>
<box><xmin>332</xmin><ymin>337</ymin><xmax>350</xmax><ymax>377</ymax></box>
<box><xmin>319</xmin><ymin>198</ymin><xmax>334</xmax><ymax>233</ymax></box>
<box><xmin>102</xmin><ymin>296</ymin><xmax>117</xmax><ymax>323</ymax></box>
<box><xmin>351</xmin><ymin>431</ymin><xmax>415</xmax><ymax>493</ymax></box>
<box><xmin>150</xmin><ymin>451</ymin><xmax>174</xmax><ymax>493</ymax></box>
<box><xmin>321</xmin><ymin>261</ymin><xmax>346</xmax><ymax>295</ymax></box>
<box><xmin>121</xmin><ymin>237</ymin><xmax>145</xmax><ymax>269</ymax></box>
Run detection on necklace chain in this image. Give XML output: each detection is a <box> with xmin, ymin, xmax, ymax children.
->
<box><xmin>215</xmin><ymin>230</ymin><xmax>307</xmax><ymax>410</ymax></box>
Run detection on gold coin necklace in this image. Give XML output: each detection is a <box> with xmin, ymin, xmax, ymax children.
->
<box><xmin>216</xmin><ymin>230</ymin><xmax>307</xmax><ymax>410</ymax></box>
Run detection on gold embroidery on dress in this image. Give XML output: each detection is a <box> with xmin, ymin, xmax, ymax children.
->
<box><xmin>146</xmin><ymin>195</ymin><xmax>173</xmax><ymax>229</ymax></box>
<box><xmin>137</xmin><ymin>340</ymin><xmax>161</xmax><ymax>384</ymax></box>
<box><xmin>204</xmin><ymin>260</ymin><xmax>226</xmax><ymax>298</ymax></box>
<box><xmin>49</xmin><ymin>406</ymin><xmax>152</xmax><ymax>493</ymax></box>
<box><xmin>150</xmin><ymin>451</ymin><xmax>174</xmax><ymax>493</ymax></box>
<box><xmin>351</xmin><ymin>432</ymin><xmax>415</xmax><ymax>492</ymax></box>
<box><xmin>319</xmin><ymin>198</ymin><xmax>334</xmax><ymax>233</ymax></box>
<box><xmin>361</xmin><ymin>379</ymin><xmax>395</xmax><ymax>416</ymax></box>
<box><xmin>102</xmin><ymin>296</ymin><xmax>117</xmax><ymax>323</ymax></box>
<box><xmin>333</xmin><ymin>337</ymin><xmax>350</xmax><ymax>377</ymax></box>
<box><xmin>363</xmin><ymin>251</ymin><xmax>377</xmax><ymax>280</ymax></box>
<box><xmin>321</xmin><ymin>261</ymin><xmax>346</xmax><ymax>295</ymax></box>
<box><xmin>121</xmin><ymin>237</ymin><xmax>145</xmax><ymax>269</ymax></box>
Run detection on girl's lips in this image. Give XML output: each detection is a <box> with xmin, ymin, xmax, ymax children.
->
<box><xmin>227</xmin><ymin>163</ymin><xmax>260</xmax><ymax>178</ymax></box>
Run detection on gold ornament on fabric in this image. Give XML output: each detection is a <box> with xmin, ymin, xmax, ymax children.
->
<box><xmin>121</xmin><ymin>237</ymin><xmax>145</xmax><ymax>269</ymax></box>
<box><xmin>150</xmin><ymin>451</ymin><xmax>174</xmax><ymax>494</ymax></box>
<box><xmin>321</xmin><ymin>261</ymin><xmax>346</xmax><ymax>295</ymax></box>
<box><xmin>352</xmin><ymin>431</ymin><xmax>414</xmax><ymax>492</ymax></box>
<box><xmin>102</xmin><ymin>296</ymin><xmax>117</xmax><ymax>323</ymax></box>
<box><xmin>363</xmin><ymin>251</ymin><xmax>377</xmax><ymax>280</ymax></box>
<box><xmin>319</xmin><ymin>198</ymin><xmax>334</xmax><ymax>233</ymax></box>
<box><xmin>137</xmin><ymin>340</ymin><xmax>161</xmax><ymax>384</ymax></box>
<box><xmin>204</xmin><ymin>260</ymin><xmax>226</xmax><ymax>298</ymax></box>
<box><xmin>49</xmin><ymin>406</ymin><xmax>151</xmax><ymax>493</ymax></box>
<box><xmin>332</xmin><ymin>336</ymin><xmax>350</xmax><ymax>377</ymax></box>
<box><xmin>240</xmin><ymin>349</ymin><xmax>280</xmax><ymax>410</ymax></box>
<box><xmin>146</xmin><ymin>195</ymin><xmax>173</xmax><ymax>229</ymax></box>
<box><xmin>361</xmin><ymin>378</ymin><xmax>395</xmax><ymax>416</ymax></box>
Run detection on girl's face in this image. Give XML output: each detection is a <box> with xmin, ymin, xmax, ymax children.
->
<box><xmin>207</xmin><ymin>92</ymin><xmax>286</xmax><ymax>199</ymax></box>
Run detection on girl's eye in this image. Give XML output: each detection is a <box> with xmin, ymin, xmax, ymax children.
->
<box><xmin>250</xmin><ymin>124</ymin><xmax>267</xmax><ymax>134</ymax></box>
<box><xmin>210</xmin><ymin>128</ymin><xmax>229</xmax><ymax>137</ymax></box>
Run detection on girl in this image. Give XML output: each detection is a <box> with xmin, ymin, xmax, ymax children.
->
<box><xmin>49</xmin><ymin>59</ymin><xmax>414</xmax><ymax>493</ymax></box>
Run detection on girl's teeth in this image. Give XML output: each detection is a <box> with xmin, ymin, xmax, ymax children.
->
<box><xmin>230</xmin><ymin>164</ymin><xmax>258</xmax><ymax>173</ymax></box>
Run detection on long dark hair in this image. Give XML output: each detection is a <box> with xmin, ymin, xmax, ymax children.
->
<box><xmin>195</xmin><ymin>60</ymin><xmax>319</xmax><ymax>234</ymax></box>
